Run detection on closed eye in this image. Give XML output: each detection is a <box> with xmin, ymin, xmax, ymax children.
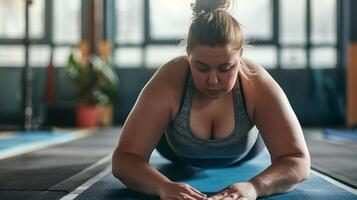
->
<box><xmin>218</xmin><ymin>64</ymin><xmax>234</xmax><ymax>72</ymax></box>
<box><xmin>194</xmin><ymin>62</ymin><xmax>210</xmax><ymax>72</ymax></box>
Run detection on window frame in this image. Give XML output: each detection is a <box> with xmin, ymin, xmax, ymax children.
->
<box><xmin>112</xmin><ymin>0</ymin><xmax>341</xmax><ymax>69</ymax></box>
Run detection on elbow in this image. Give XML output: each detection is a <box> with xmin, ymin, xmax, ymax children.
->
<box><xmin>111</xmin><ymin>154</ymin><xmax>119</xmax><ymax>179</ymax></box>
<box><xmin>284</xmin><ymin>163</ymin><xmax>310</xmax><ymax>194</ymax></box>
<box><xmin>111</xmin><ymin>164</ymin><xmax>120</xmax><ymax>180</ymax></box>
<box><xmin>285</xmin><ymin>153</ymin><xmax>311</xmax><ymax>188</ymax></box>
<box><xmin>301</xmin><ymin>157</ymin><xmax>311</xmax><ymax>181</ymax></box>
<box><xmin>296</xmin><ymin>153</ymin><xmax>311</xmax><ymax>183</ymax></box>
<box><xmin>111</xmin><ymin>150</ymin><xmax>124</xmax><ymax>180</ymax></box>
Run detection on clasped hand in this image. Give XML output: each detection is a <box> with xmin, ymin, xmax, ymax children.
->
<box><xmin>207</xmin><ymin>182</ymin><xmax>258</xmax><ymax>200</ymax></box>
<box><xmin>159</xmin><ymin>182</ymin><xmax>257</xmax><ymax>200</ymax></box>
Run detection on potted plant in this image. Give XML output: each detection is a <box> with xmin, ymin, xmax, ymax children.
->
<box><xmin>65</xmin><ymin>50</ymin><xmax>118</xmax><ymax>128</ymax></box>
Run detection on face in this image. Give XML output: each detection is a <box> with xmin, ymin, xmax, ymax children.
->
<box><xmin>187</xmin><ymin>45</ymin><xmax>242</xmax><ymax>99</ymax></box>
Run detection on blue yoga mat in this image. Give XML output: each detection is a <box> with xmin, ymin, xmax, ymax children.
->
<box><xmin>75</xmin><ymin>149</ymin><xmax>357</xmax><ymax>200</ymax></box>
<box><xmin>324</xmin><ymin>128</ymin><xmax>357</xmax><ymax>142</ymax></box>
<box><xmin>0</xmin><ymin>131</ymin><xmax>76</xmax><ymax>153</ymax></box>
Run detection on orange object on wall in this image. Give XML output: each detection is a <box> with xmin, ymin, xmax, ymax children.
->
<box><xmin>347</xmin><ymin>43</ymin><xmax>357</xmax><ymax>127</ymax></box>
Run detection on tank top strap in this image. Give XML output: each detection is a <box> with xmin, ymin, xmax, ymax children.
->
<box><xmin>173</xmin><ymin>70</ymin><xmax>193</xmax><ymax>126</ymax></box>
<box><xmin>236</xmin><ymin>73</ymin><xmax>253</xmax><ymax>123</ymax></box>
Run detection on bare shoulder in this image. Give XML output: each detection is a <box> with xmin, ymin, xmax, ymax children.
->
<box><xmin>242</xmin><ymin>58</ymin><xmax>276</xmax><ymax>87</ymax></box>
<box><xmin>114</xmin><ymin>56</ymin><xmax>189</xmax><ymax>160</ymax></box>
<box><xmin>152</xmin><ymin>56</ymin><xmax>189</xmax><ymax>89</ymax></box>
<box><xmin>148</xmin><ymin>56</ymin><xmax>190</xmax><ymax>118</ymax></box>
<box><xmin>240</xmin><ymin>58</ymin><xmax>282</xmax><ymax>120</ymax></box>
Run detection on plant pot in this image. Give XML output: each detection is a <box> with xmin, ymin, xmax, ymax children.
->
<box><xmin>76</xmin><ymin>105</ymin><xmax>98</xmax><ymax>128</ymax></box>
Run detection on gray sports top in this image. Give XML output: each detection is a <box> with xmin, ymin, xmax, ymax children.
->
<box><xmin>164</xmin><ymin>71</ymin><xmax>259</xmax><ymax>162</ymax></box>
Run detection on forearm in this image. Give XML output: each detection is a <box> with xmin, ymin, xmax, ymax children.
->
<box><xmin>112</xmin><ymin>152</ymin><xmax>172</xmax><ymax>196</ymax></box>
<box><xmin>249</xmin><ymin>155</ymin><xmax>310</xmax><ymax>197</ymax></box>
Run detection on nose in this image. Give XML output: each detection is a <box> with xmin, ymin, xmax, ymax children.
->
<box><xmin>208</xmin><ymin>71</ymin><xmax>218</xmax><ymax>86</ymax></box>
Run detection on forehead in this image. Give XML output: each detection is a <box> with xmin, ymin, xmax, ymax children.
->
<box><xmin>189</xmin><ymin>45</ymin><xmax>239</xmax><ymax>64</ymax></box>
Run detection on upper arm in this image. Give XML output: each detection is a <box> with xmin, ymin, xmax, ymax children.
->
<box><xmin>244</xmin><ymin>62</ymin><xmax>310</xmax><ymax>162</ymax></box>
<box><xmin>114</xmin><ymin>57</ymin><xmax>187</xmax><ymax>162</ymax></box>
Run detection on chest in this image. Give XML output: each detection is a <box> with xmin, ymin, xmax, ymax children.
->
<box><xmin>190</xmin><ymin>93</ymin><xmax>235</xmax><ymax>140</ymax></box>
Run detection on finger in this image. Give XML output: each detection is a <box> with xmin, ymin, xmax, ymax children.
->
<box><xmin>222</xmin><ymin>193</ymin><xmax>239</xmax><ymax>200</ymax></box>
<box><xmin>208</xmin><ymin>192</ymin><xmax>228</xmax><ymax>200</ymax></box>
<box><xmin>188</xmin><ymin>191</ymin><xmax>207</xmax><ymax>200</ymax></box>
<box><xmin>188</xmin><ymin>187</ymin><xmax>207</xmax><ymax>199</ymax></box>
<box><xmin>180</xmin><ymin>193</ymin><xmax>198</xmax><ymax>200</ymax></box>
<box><xmin>228</xmin><ymin>193</ymin><xmax>239</xmax><ymax>199</ymax></box>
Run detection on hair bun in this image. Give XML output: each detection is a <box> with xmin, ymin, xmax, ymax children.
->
<box><xmin>191</xmin><ymin>0</ymin><xmax>231</xmax><ymax>16</ymax></box>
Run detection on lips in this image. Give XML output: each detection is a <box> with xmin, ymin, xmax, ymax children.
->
<box><xmin>207</xmin><ymin>89</ymin><xmax>220</xmax><ymax>92</ymax></box>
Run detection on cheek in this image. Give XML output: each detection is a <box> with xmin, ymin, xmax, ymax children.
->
<box><xmin>191</xmin><ymin>72</ymin><xmax>206</xmax><ymax>89</ymax></box>
<box><xmin>225</xmin><ymin>76</ymin><xmax>237</xmax><ymax>91</ymax></box>
<box><xmin>223</xmin><ymin>74</ymin><xmax>237</xmax><ymax>91</ymax></box>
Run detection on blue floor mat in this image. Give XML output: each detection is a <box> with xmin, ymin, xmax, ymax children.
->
<box><xmin>0</xmin><ymin>131</ymin><xmax>76</xmax><ymax>153</ymax></box>
<box><xmin>324</xmin><ymin>128</ymin><xmax>357</xmax><ymax>142</ymax></box>
<box><xmin>75</xmin><ymin>150</ymin><xmax>357</xmax><ymax>200</ymax></box>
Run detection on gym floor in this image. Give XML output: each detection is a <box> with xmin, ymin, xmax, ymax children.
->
<box><xmin>0</xmin><ymin>127</ymin><xmax>356</xmax><ymax>200</ymax></box>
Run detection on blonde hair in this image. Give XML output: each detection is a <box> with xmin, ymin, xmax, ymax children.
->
<box><xmin>186</xmin><ymin>0</ymin><xmax>253</xmax><ymax>77</ymax></box>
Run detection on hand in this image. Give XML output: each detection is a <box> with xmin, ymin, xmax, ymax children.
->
<box><xmin>158</xmin><ymin>182</ymin><xmax>207</xmax><ymax>200</ymax></box>
<box><xmin>207</xmin><ymin>182</ymin><xmax>258</xmax><ymax>200</ymax></box>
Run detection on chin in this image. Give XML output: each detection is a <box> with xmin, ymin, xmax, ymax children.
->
<box><xmin>205</xmin><ymin>92</ymin><xmax>224</xmax><ymax>99</ymax></box>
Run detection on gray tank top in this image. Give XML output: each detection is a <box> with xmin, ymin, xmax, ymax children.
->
<box><xmin>164</xmin><ymin>70</ymin><xmax>259</xmax><ymax>161</ymax></box>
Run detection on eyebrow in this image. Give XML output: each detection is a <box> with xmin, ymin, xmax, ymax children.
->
<box><xmin>194</xmin><ymin>60</ymin><xmax>232</xmax><ymax>68</ymax></box>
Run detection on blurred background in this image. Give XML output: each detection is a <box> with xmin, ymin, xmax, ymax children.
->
<box><xmin>0</xmin><ymin>0</ymin><xmax>355</xmax><ymax>130</ymax></box>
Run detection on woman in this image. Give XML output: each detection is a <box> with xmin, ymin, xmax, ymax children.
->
<box><xmin>112</xmin><ymin>0</ymin><xmax>311</xmax><ymax>199</ymax></box>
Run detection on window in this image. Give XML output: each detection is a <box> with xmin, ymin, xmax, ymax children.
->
<box><xmin>150</xmin><ymin>0</ymin><xmax>193</xmax><ymax>40</ymax></box>
<box><xmin>116</xmin><ymin>0</ymin><xmax>144</xmax><ymax>44</ymax></box>
<box><xmin>53</xmin><ymin>0</ymin><xmax>81</xmax><ymax>44</ymax></box>
<box><xmin>311</xmin><ymin>0</ymin><xmax>336</xmax><ymax>45</ymax></box>
<box><xmin>29</xmin><ymin>0</ymin><xmax>45</xmax><ymax>39</ymax></box>
<box><xmin>233</xmin><ymin>0</ymin><xmax>273</xmax><ymax>41</ymax></box>
<box><xmin>0</xmin><ymin>0</ymin><xmax>81</xmax><ymax>67</ymax></box>
<box><xmin>310</xmin><ymin>47</ymin><xmax>336</xmax><ymax>68</ymax></box>
<box><xmin>244</xmin><ymin>46</ymin><xmax>277</xmax><ymax>69</ymax></box>
<box><xmin>0</xmin><ymin>0</ymin><xmax>45</xmax><ymax>39</ymax></box>
<box><xmin>280</xmin><ymin>0</ymin><xmax>307</xmax><ymax>45</ymax></box>
<box><xmin>114</xmin><ymin>0</ymin><xmax>276</xmax><ymax>68</ymax></box>
<box><xmin>0</xmin><ymin>46</ymin><xmax>25</xmax><ymax>66</ymax></box>
<box><xmin>29</xmin><ymin>45</ymin><xmax>51</xmax><ymax>67</ymax></box>
<box><xmin>281</xmin><ymin>48</ymin><xmax>306</xmax><ymax>69</ymax></box>
<box><xmin>114</xmin><ymin>47</ymin><xmax>143</xmax><ymax>67</ymax></box>
<box><xmin>145</xmin><ymin>45</ymin><xmax>185</xmax><ymax>68</ymax></box>
<box><xmin>279</xmin><ymin>0</ymin><xmax>337</xmax><ymax>69</ymax></box>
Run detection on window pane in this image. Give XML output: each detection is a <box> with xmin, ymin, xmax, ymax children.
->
<box><xmin>0</xmin><ymin>0</ymin><xmax>25</xmax><ymax>38</ymax></box>
<box><xmin>244</xmin><ymin>45</ymin><xmax>277</xmax><ymax>69</ymax></box>
<box><xmin>311</xmin><ymin>0</ymin><xmax>336</xmax><ymax>44</ymax></box>
<box><xmin>54</xmin><ymin>47</ymin><xmax>79</xmax><ymax>67</ymax></box>
<box><xmin>116</xmin><ymin>0</ymin><xmax>144</xmax><ymax>44</ymax></box>
<box><xmin>281</xmin><ymin>48</ymin><xmax>306</xmax><ymax>69</ymax></box>
<box><xmin>145</xmin><ymin>45</ymin><xmax>185</xmax><ymax>68</ymax></box>
<box><xmin>0</xmin><ymin>46</ymin><xmax>25</xmax><ymax>67</ymax></box>
<box><xmin>280</xmin><ymin>0</ymin><xmax>306</xmax><ymax>44</ymax></box>
<box><xmin>53</xmin><ymin>0</ymin><xmax>81</xmax><ymax>43</ymax></box>
<box><xmin>29</xmin><ymin>0</ymin><xmax>45</xmax><ymax>38</ymax></box>
<box><xmin>115</xmin><ymin>47</ymin><xmax>143</xmax><ymax>67</ymax></box>
<box><xmin>29</xmin><ymin>45</ymin><xmax>51</xmax><ymax>67</ymax></box>
<box><xmin>310</xmin><ymin>47</ymin><xmax>336</xmax><ymax>69</ymax></box>
<box><xmin>233</xmin><ymin>0</ymin><xmax>273</xmax><ymax>40</ymax></box>
<box><xmin>0</xmin><ymin>0</ymin><xmax>45</xmax><ymax>39</ymax></box>
<box><xmin>150</xmin><ymin>0</ymin><xmax>193</xmax><ymax>40</ymax></box>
